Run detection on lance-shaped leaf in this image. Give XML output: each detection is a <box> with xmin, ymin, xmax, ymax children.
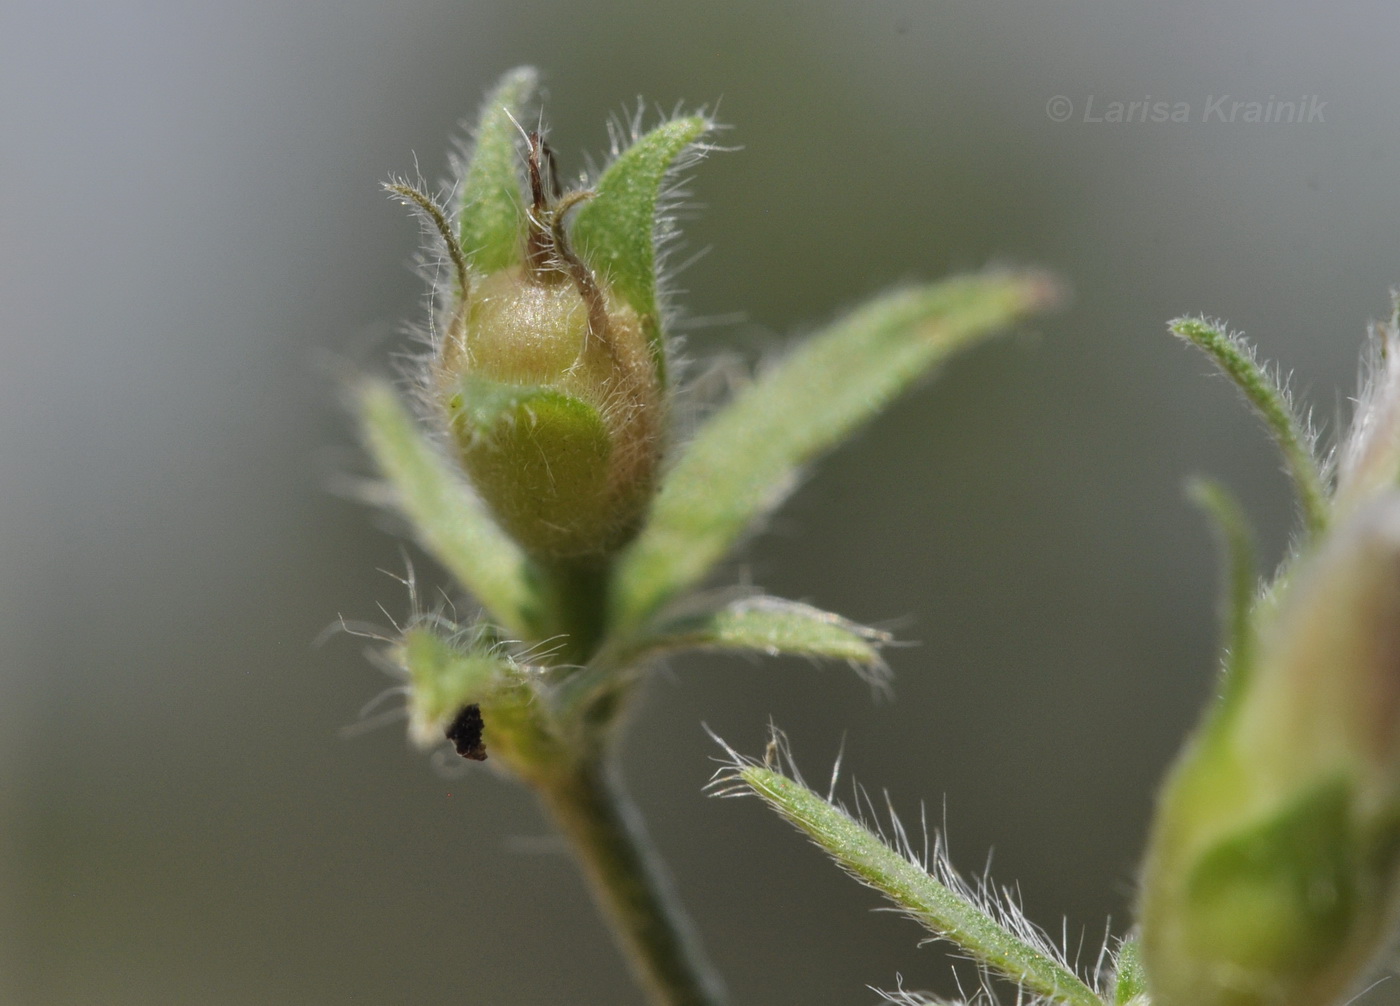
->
<box><xmin>1188</xmin><ymin>477</ymin><xmax>1259</xmax><ymax>707</ymax></box>
<box><xmin>620</xmin><ymin>595</ymin><xmax>891</xmax><ymax>680</ymax></box>
<box><xmin>1111</xmin><ymin>938</ymin><xmax>1147</xmax><ymax>1006</ymax></box>
<box><xmin>357</xmin><ymin>379</ymin><xmax>538</xmax><ymax>638</ymax></box>
<box><xmin>611</xmin><ymin>269</ymin><xmax>1059</xmax><ymax>631</ymax></box>
<box><xmin>557</xmin><ymin>596</ymin><xmax>891</xmax><ymax>714</ymax></box>
<box><xmin>1170</xmin><ymin>318</ymin><xmax>1329</xmax><ymax>539</ymax></box>
<box><xmin>570</xmin><ymin>114</ymin><xmax>712</xmax><ymax>371</ymax></box>
<box><xmin>455</xmin><ymin>66</ymin><xmax>537</xmax><ymax>274</ymax></box>
<box><xmin>710</xmin><ymin>737</ymin><xmax>1103</xmax><ymax>1006</ymax></box>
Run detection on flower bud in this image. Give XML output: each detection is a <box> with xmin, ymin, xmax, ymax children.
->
<box><xmin>435</xmin><ymin>135</ymin><xmax>662</xmax><ymax>559</ymax></box>
<box><xmin>1140</xmin><ymin>492</ymin><xmax>1400</xmax><ymax>1006</ymax></box>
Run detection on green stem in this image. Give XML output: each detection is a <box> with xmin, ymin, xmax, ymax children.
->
<box><xmin>537</xmin><ymin>556</ymin><xmax>612</xmax><ymax>666</ymax></box>
<box><xmin>537</xmin><ymin>757</ymin><xmax>729</xmax><ymax>1006</ymax></box>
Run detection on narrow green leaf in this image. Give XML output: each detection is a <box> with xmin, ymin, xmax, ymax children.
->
<box><xmin>623</xmin><ymin>596</ymin><xmax>890</xmax><ymax>674</ymax></box>
<box><xmin>1171</xmin><ymin>317</ymin><xmax>1330</xmax><ymax>539</ymax></box>
<box><xmin>612</xmin><ymin>270</ymin><xmax>1059</xmax><ymax>630</ymax></box>
<box><xmin>716</xmin><ymin>754</ymin><xmax>1102</xmax><ymax>1006</ymax></box>
<box><xmin>456</xmin><ymin>66</ymin><xmax>537</xmax><ymax>273</ymax></box>
<box><xmin>1111</xmin><ymin>937</ymin><xmax>1146</xmax><ymax>1006</ymax></box>
<box><xmin>357</xmin><ymin>379</ymin><xmax>537</xmax><ymax>638</ymax></box>
<box><xmin>559</xmin><ymin>596</ymin><xmax>891</xmax><ymax>714</ymax></box>
<box><xmin>1108</xmin><ymin>940</ymin><xmax>1142</xmax><ymax>1001</ymax></box>
<box><xmin>570</xmin><ymin>114</ymin><xmax>712</xmax><ymax>369</ymax></box>
<box><xmin>1187</xmin><ymin>477</ymin><xmax>1258</xmax><ymax>707</ymax></box>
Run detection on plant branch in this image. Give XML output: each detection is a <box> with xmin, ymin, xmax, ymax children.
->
<box><xmin>536</xmin><ymin>555</ymin><xmax>612</xmax><ymax>667</ymax></box>
<box><xmin>537</xmin><ymin>757</ymin><xmax>729</xmax><ymax>1006</ymax></box>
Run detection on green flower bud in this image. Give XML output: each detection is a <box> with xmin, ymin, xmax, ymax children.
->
<box><xmin>435</xmin><ymin>134</ymin><xmax>663</xmax><ymax>559</ymax></box>
<box><xmin>1140</xmin><ymin>492</ymin><xmax>1400</xmax><ymax>1006</ymax></box>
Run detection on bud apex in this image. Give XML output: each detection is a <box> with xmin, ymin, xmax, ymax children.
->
<box><xmin>1140</xmin><ymin>493</ymin><xmax>1400</xmax><ymax>1006</ymax></box>
<box><xmin>1336</xmin><ymin>299</ymin><xmax>1400</xmax><ymax>513</ymax></box>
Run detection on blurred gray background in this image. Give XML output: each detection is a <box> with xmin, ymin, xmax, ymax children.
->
<box><xmin>4</xmin><ymin>1</ymin><xmax>1399</xmax><ymax>1003</ymax></box>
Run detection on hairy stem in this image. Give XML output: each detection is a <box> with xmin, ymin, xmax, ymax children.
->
<box><xmin>537</xmin><ymin>556</ymin><xmax>612</xmax><ymax>666</ymax></box>
<box><xmin>537</xmin><ymin>757</ymin><xmax>729</xmax><ymax>1006</ymax></box>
